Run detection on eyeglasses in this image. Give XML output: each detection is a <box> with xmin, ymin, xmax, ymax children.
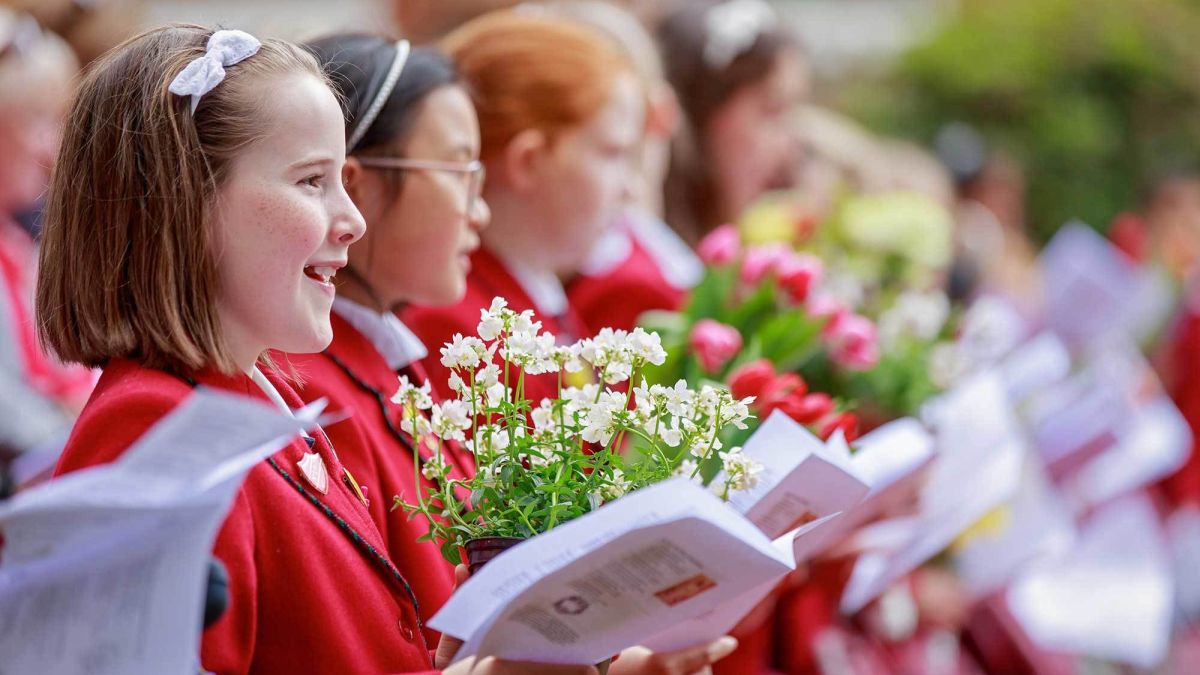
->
<box><xmin>355</xmin><ymin>157</ymin><xmax>486</xmax><ymax>216</ymax></box>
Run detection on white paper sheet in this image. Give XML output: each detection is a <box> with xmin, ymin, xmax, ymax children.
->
<box><xmin>0</xmin><ymin>390</ymin><xmax>323</xmax><ymax>675</ymax></box>
<box><xmin>1006</xmin><ymin>495</ymin><xmax>1174</xmax><ymax>668</ymax></box>
<box><xmin>840</xmin><ymin>436</ymin><xmax>1025</xmax><ymax>614</ymax></box>
<box><xmin>1065</xmin><ymin>395</ymin><xmax>1191</xmax><ymax>507</ymax></box>
<box><xmin>999</xmin><ymin>332</ymin><xmax>1072</xmax><ymax>402</ymax></box>
<box><xmin>727</xmin><ymin>412</ymin><xmax>869</xmax><ymax>540</ymax></box>
<box><xmin>952</xmin><ymin>453</ymin><xmax>1077</xmax><ymax>598</ymax></box>
<box><xmin>429</xmin><ymin>477</ymin><xmax>794</xmax><ymax>665</ymax></box>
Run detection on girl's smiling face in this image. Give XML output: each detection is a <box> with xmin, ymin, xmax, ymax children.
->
<box><xmin>211</xmin><ymin>73</ymin><xmax>366</xmax><ymax>370</ymax></box>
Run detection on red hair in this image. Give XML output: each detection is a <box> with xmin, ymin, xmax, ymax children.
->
<box><xmin>441</xmin><ymin>10</ymin><xmax>635</xmax><ymax>160</ymax></box>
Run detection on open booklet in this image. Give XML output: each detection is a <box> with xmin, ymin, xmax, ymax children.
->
<box><xmin>0</xmin><ymin>390</ymin><xmax>325</xmax><ymax>675</ymax></box>
<box><xmin>430</xmin><ymin>476</ymin><xmax>794</xmax><ymax>666</ymax></box>
<box><xmin>840</xmin><ymin>372</ymin><xmax>1027</xmax><ymax>613</ymax></box>
<box><xmin>724</xmin><ymin>411</ymin><xmax>936</xmax><ymax>567</ymax></box>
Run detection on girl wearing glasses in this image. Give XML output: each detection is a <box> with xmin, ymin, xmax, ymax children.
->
<box><xmin>296</xmin><ymin>28</ymin><xmax>737</xmax><ymax>675</ymax></box>
<box><xmin>401</xmin><ymin>10</ymin><xmax>644</xmax><ymax>407</ymax></box>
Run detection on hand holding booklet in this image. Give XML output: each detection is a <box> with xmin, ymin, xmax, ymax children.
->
<box><xmin>430</xmin><ymin>477</ymin><xmax>794</xmax><ymax>666</ymax></box>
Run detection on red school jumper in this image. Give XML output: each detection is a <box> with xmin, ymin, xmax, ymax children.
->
<box><xmin>53</xmin><ymin>358</ymin><xmax>440</xmax><ymax>675</ymax></box>
<box><xmin>567</xmin><ymin>223</ymin><xmax>689</xmax><ymax>335</ymax></box>
<box><xmin>290</xmin><ymin>310</ymin><xmax>477</xmax><ymax>643</ymax></box>
<box><xmin>402</xmin><ymin>248</ymin><xmax>589</xmax><ymax>405</ymax></box>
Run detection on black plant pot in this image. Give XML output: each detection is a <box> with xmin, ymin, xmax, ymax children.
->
<box><xmin>462</xmin><ymin>536</ymin><xmax>611</xmax><ymax>674</ymax></box>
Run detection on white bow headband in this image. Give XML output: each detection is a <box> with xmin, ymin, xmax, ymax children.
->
<box><xmin>169</xmin><ymin>29</ymin><xmax>262</xmax><ymax>113</ymax></box>
<box><xmin>347</xmin><ymin>40</ymin><xmax>411</xmax><ymax>152</ymax></box>
<box><xmin>703</xmin><ymin>0</ymin><xmax>777</xmax><ymax>70</ymax></box>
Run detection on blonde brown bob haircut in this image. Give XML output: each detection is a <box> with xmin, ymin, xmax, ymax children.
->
<box><xmin>36</xmin><ymin>24</ymin><xmax>326</xmax><ymax>375</ymax></box>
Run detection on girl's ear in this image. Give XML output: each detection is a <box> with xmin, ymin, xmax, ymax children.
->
<box><xmin>502</xmin><ymin>128</ymin><xmax>548</xmax><ymax>194</ymax></box>
<box><xmin>343</xmin><ymin>156</ymin><xmax>367</xmax><ymax>202</ymax></box>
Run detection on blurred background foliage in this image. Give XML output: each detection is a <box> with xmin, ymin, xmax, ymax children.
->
<box><xmin>841</xmin><ymin>0</ymin><xmax>1200</xmax><ymax>242</ymax></box>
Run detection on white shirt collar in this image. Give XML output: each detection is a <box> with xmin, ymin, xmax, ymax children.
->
<box><xmin>579</xmin><ymin>209</ymin><xmax>703</xmax><ymax>290</ymax></box>
<box><xmin>332</xmin><ymin>296</ymin><xmax>428</xmax><ymax>370</ymax></box>
<box><xmin>250</xmin><ymin>367</ymin><xmax>291</xmax><ymax>414</ymax></box>
<box><xmin>497</xmin><ymin>253</ymin><xmax>569</xmax><ymax>316</ymax></box>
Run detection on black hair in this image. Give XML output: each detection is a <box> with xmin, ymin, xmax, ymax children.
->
<box><xmin>305</xmin><ymin>33</ymin><xmax>460</xmax><ymax>154</ymax></box>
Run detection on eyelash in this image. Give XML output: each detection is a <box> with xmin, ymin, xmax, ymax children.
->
<box><xmin>300</xmin><ymin>174</ymin><xmax>324</xmax><ymax>189</ymax></box>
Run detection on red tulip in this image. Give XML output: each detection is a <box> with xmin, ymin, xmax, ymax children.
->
<box><xmin>728</xmin><ymin>359</ymin><xmax>776</xmax><ymax>400</ymax></box>
<box><xmin>817</xmin><ymin>411</ymin><xmax>860</xmax><ymax>442</ymax></box>
<box><xmin>776</xmin><ymin>253</ymin><xmax>824</xmax><ymax>305</ymax></box>
<box><xmin>779</xmin><ymin>392</ymin><xmax>834</xmax><ymax>425</ymax></box>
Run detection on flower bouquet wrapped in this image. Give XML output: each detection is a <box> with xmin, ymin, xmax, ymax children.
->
<box><xmin>392</xmin><ymin>298</ymin><xmax>759</xmax><ymax>566</ymax></box>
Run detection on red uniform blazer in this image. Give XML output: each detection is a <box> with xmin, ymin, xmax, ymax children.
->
<box><xmin>567</xmin><ymin>232</ymin><xmax>687</xmax><ymax>335</ymax></box>
<box><xmin>290</xmin><ymin>313</ymin><xmax>476</xmax><ymax>643</ymax></box>
<box><xmin>402</xmin><ymin>248</ymin><xmax>589</xmax><ymax>405</ymax></box>
<box><xmin>53</xmin><ymin>358</ymin><xmax>440</xmax><ymax>675</ymax></box>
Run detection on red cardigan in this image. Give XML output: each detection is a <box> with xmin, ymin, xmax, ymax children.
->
<box><xmin>290</xmin><ymin>312</ymin><xmax>477</xmax><ymax>643</ymax></box>
<box><xmin>53</xmin><ymin>358</ymin><xmax>439</xmax><ymax>675</ymax></box>
<box><xmin>567</xmin><ymin>232</ymin><xmax>687</xmax><ymax>335</ymax></box>
<box><xmin>402</xmin><ymin>248</ymin><xmax>589</xmax><ymax>405</ymax></box>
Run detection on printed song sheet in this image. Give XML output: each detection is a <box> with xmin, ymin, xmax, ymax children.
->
<box><xmin>0</xmin><ymin>390</ymin><xmax>323</xmax><ymax>675</ymax></box>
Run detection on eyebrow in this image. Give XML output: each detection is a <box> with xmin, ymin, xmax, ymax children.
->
<box><xmin>288</xmin><ymin>156</ymin><xmax>337</xmax><ymax>171</ymax></box>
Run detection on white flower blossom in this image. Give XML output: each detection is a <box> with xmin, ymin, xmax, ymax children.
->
<box><xmin>597</xmin><ymin>468</ymin><xmax>629</xmax><ymax>501</ymax></box>
<box><xmin>476</xmin><ymin>298</ymin><xmax>508</xmax><ymax>340</ymax></box>
<box><xmin>721</xmin><ymin>447</ymin><xmax>763</xmax><ymax>493</ymax></box>
<box><xmin>440</xmin><ymin>334</ymin><xmax>488</xmax><ymax>371</ymax></box>
<box><xmin>430</xmin><ymin>400</ymin><xmax>472</xmax><ymax>442</ymax></box>
<box><xmin>391</xmin><ymin>375</ymin><xmax>433</xmax><ymax>410</ymax></box>
<box><xmin>421</xmin><ymin>455</ymin><xmax>450</xmax><ymax>482</ymax></box>
<box><xmin>878</xmin><ymin>290</ymin><xmax>951</xmax><ymax>347</ymax></box>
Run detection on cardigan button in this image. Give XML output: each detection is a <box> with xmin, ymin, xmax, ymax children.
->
<box><xmin>398</xmin><ymin>617</ymin><xmax>416</xmax><ymax>641</ymax></box>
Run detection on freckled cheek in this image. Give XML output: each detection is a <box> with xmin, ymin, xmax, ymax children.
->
<box><xmin>248</xmin><ymin>189</ymin><xmax>328</xmax><ymax>264</ymax></box>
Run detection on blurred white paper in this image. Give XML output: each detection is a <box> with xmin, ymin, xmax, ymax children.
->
<box><xmin>727</xmin><ymin>412</ymin><xmax>869</xmax><ymax>539</ymax></box>
<box><xmin>999</xmin><ymin>332</ymin><xmax>1071</xmax><ymax>402</ymax></box>
<box><xmin>840</xmin><ymin>436</ymin><xmax>1024</xmax><ymax>614</ymax></box>
<box><xmin>430</xmin><ymin>477</ymin><xmax>793</xmax><ymax>665</ymax></box>
<box><xmin>1065</xmin><ymin>395</ymin><xmax>1191</xmax><ymax>508</ymax></box>
<box><xmin>1038</xmin><ymin>222</ymin><xmax>1143</xmax><ymax>349</ymax></box>
<box><xmin>1006</xmin><ymin>495</ymin><xmax>1174</xmax><ymax>668</ymax></box>
<box><xmin>0</xmin><ymin>390</ymin><xmax>323</xmax><ymax>675</ymax></box>
<box><xmin>952</xmin><ymin>454</ymin><xmax>1076</xmax><ymax>598</ymax></box>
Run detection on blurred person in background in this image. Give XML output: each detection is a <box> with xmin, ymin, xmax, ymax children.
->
<box><xmin>2</xmin><ymin>0</ymin><xmax>141</xmax><ymax>65</ymax></box>
<box><xmin>657</xmin><ymin>0</ymin><xmax>808</xmax><ymax>247</ymax></box>
<box><xmin>385</xmin><ymin>0</ymin><xmax>682</xmax><ymax>43</ymax></box>
<box><xmin>402</xmin><ymin>10</ymin><xmax>644</xmax><ymax>406</ymax></box>
<box><xmin>0</xmin><ymin>9</ymin><xmax>93</xmax><ymax>493</ymax></box>
<box><xmin>544</xmin><ymin>0</ymin><xmax>704</xmax><ymax>335</ymax></box>
<box><xmin>935</xmin><ymin>122</ymin><xmax>1042</xmax><ymax>317</ymax></box>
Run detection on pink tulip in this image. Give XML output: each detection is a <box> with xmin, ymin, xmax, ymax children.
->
<box><xmin>689</xmin><ymin>319</ymin><xmax>744</xmax><ymax>374</ymax></box>
<box><xmin>739</xmin><ymin>244</ymin><xmax>791</xmax><ymax>285</ymax></box>
<box><xmin>806</xmin><ymin>292</ymin><xmax>845</xmax><ymax>321</ymax></box>
<box><xmin>823</xmin><ymin>313</ymin><xmax>880</xmax><ymax>371</ymax></box>
<box><xmin>776</xmin><ymin>253</ymin><xmax>824</xmax><ymax>305</ymax></box>
<box><xmin>697</xmin><ymin>224</ymin><xmax>742</xmax><ymax>265</ymax></box>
